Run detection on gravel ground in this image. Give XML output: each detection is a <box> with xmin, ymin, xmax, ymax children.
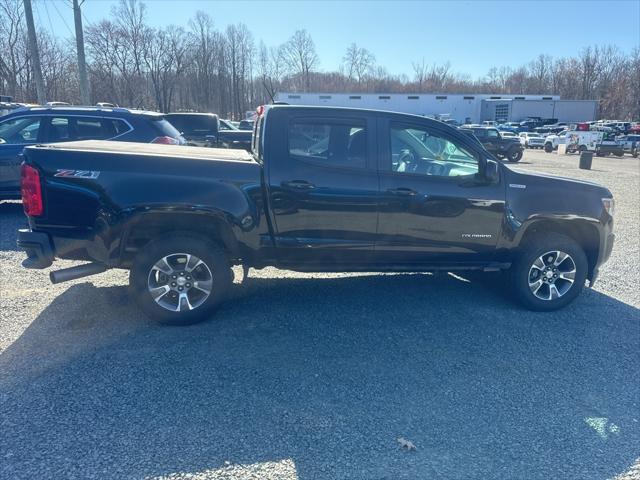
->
<box><xmin>1</xmin><ymin>150</ymin><xmax>639</xmax><ymax>480</ymax></box>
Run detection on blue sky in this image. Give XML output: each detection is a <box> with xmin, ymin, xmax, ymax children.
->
<box><xmin>35</xmin><ymin>0</ymin><xmax>639</xmax><ymax>79</ymax></box>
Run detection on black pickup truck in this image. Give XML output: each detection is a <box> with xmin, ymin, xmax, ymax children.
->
<box><xmin>18</xmin><ymin>105</ymin><xmax>614</xmax><ymax>325</ymax></box>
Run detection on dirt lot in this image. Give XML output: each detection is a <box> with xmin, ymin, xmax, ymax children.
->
<box><xmin>1</xmin><ymin>149</ymin><xmax>639</xmax><ymax>480</ymax></box>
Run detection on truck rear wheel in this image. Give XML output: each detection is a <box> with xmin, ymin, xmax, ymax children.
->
<box><xmin>130</xmin><ymin>234</ymin><xmax>232</xmax><ymax>325</ymax></box>
<box><xmin>510</xmin><ymin>233</ymin><xmax>587</xmax><ymax>311</ymax></box>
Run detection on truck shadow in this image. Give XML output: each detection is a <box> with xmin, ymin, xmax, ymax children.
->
<box><xmin>1</xmin><ymin>273</ymin><xmax>639</xmax><ymax>479</ymax></box>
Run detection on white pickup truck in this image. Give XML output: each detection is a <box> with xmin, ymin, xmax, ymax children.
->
<box><xmin>619</xmin><ymin>134</ymin><xmax>640</xmax><ymax>157</ymax></box>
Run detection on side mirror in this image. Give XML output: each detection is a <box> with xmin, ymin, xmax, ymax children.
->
<box><xmin>485</xmin><ymin>159</ymin><xmax>499</xmax><ymax>183</ymax></box>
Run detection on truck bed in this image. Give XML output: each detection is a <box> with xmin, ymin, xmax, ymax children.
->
<box><xmin>31</xmin><ymin>140</ymin><xmax>255</xmax><ymax>163</ymax></box>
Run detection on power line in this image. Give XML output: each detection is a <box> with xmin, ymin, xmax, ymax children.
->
<box><xmin>50</xmin><ymin>0</ymin><xmax>75</xmax><ymax>37</ymax></box>
<box><xmin>40</xmin><ymin>0</ymin><xmax>58</xmax><ymax>37</ymax></box>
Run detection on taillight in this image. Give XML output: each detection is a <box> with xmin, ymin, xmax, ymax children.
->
<box><xmin>151</xmin><ymin>136</ymin><xmax>180</xmax><ymax>145</ymax></box>
<box><xmin>21</xmin><ymin>163</ymin><xmax>43</xmax><ymax>216</ymax></box>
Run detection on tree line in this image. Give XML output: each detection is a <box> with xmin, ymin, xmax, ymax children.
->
<box><xmin>1</xmin><ymin>0</ymin><xmax>638</xmax><ymax>120</ymax></box>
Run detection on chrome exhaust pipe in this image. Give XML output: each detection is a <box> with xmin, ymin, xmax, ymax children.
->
<box><xmin>49</xmin><ymin>263</ymin><xmax>107</xmax><ymax>284</ymax></box>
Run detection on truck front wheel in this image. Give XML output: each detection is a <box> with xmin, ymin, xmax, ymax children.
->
<box><xmin>544</xmin><ymin>143</ymin><xmax>553</xmax><ymax>153</ymax></box>
<box><xmin>510</xmin><ymin>233</ymin><xmax>587</xmax><ymax>311</ymax></box>
<box><xmin>130</xmin><ymin>234</ymin><xmax>232</xmax><ymax>325</ymax></box>
<box><xmin>507</xmin><ymin>148</ymin><xmax>523</xmax><ymax>162</ymax></box>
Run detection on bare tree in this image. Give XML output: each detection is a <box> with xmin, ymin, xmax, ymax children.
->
<box><xmin>144</xmin><ymin>26</ymin><xmax>187</xmax><ymax>112</ymax></box>
<box><xmin>529</xmin><ymin>54</ymin><xmax>552</xmax><ymax>92</ymax></box>
<box><xmin>282</xmin><ymin>29</ymin><xmax>318</xmax><ymax>91</ymax></box>
<box><xmin>0</xmin><ymin>0</ymin><xmax>27</xmax><ymax>98</ymax></box>
<box><xmin>2</xmin><ymin>0</ymin><xmax>638</xmax><ymax>120</ymax></box>
<box><xmin>412</xmin><ymin>58</ymin><xmax>428</xmax><ymax>90</ymax></box>
<box><xmin>258</xmin><ymin>41</ymin><xmax>285</xmax><ymax>102</ymax></box>
<box><xmin>342</xmin><ymin>43</ymin><xmax>375</xmax><ymax>85</ymax></box>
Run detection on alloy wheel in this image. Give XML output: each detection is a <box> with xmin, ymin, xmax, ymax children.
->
<box><xmin>527</xmin><ymin>250</ymin><xmax>577</xmax><ymax>301</ymax></box>
<box><xmin>147</xmin><ymin>253</ymin><xmax>213</xmax><ymax>312</ymax></box>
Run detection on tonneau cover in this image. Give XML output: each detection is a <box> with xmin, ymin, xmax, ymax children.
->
<box><xmin>29</xmin><ymin>140</ymin><xmax>254</xmax><ymax>162</ymax></box>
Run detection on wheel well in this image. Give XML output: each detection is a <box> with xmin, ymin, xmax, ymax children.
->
<box><xmin>520</xmin><ymin>220</ymin><xmax>600</xmax><ymax>278</ymax></box>
<box><xmin>120</xmin><ymin>213</ymin><xmax>239</xmax><ymax>266</ymax></box>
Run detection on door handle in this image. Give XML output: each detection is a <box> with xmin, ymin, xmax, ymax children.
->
<box><xmin>282</xmin><ymin>180</ymin><xmax>316</xmax><ymax>190</ymax></box>
<box><xmin>387</xmin><ymin>187</ymin><xmax>417</xmax><ymax>196</ymax></box>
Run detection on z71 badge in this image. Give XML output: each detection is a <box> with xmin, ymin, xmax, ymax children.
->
<box><xmin>54</xmin><ymin>169</ymin><xmax>100</xmax><ymax>179</ymax></box>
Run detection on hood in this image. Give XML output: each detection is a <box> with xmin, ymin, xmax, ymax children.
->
<box><xmin>505</xmin><ymin>166</ymin><xmax>612</xmax><ymax>198</ymax></box>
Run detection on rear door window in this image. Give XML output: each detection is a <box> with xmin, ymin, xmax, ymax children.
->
<box><xmin>47</xmin><ymin>117</ymin><xmax>72</xmax><ymax>142</ymax></box>
<box><xmin>75</xmin><ymin>118</ymin><xmax>104</xmax><ymax>140</ymax></box>
<box><xmin>288</xmin><ymin>119</ymin><xmax>367</xmax><ymax>169</ymax></box>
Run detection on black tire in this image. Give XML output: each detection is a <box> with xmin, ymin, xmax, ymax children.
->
<box><xmin>578</xmin><ymin>145</ymin><xmax>587</xmax><ymax>153</ymax></box>
<box><xmin>507</xmin><ymin>148</ymin><xmax>523</xmax><ymax>162</ymax></box>
<box><xmin>510</xmin><ymin>232</ymin><xmax>588</xmax><ymax>311</ymax></box>
<box><xmin>130</xmin><ymin>234</ymin><xmax>232</xmax><ymax>325</ymax></box>
<box><xmin>632</xmin><ymin>148</ymin><xmax>638</xmax><ymax>158</ymax></box>
<box><xmin>544</xmin><ymin>143</ymin><xmax>553</xmax><ymax>153</ymax></box>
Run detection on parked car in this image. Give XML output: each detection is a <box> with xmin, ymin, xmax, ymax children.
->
<box><xmin>499</xmin><ymin>131</ymin><xmax>517</xmax><ymax>139</ymax></box>
<box><xmin>520</xmin><ymin>117</ymin><xmax>559</xmax><ymax>132</ymax></box>
<box><xmin>534</xmin><ymin>125</ymin><xmax>566</xmax><ymax>135</ymax></box>
<box><xmin>442</xmin><ymin>118</ymin><xmax>460</xmax><ymax>127</ymax></box>
<box><xmin>519</xmin><ymin>132</ymin><xmax>545</xmax><ymax>149</ymax></box>
<box><xmin>498</xmin><ymin>122</ymin><xmax>525</xmax><ymax>133</ymax></box>
<box><xmin>0</xmin><ymin>102</ymin><xmax>24</xmax><ymax>117</ymax></box>
<box><xmin>460</xmin><ymin>125</ymin><xmax>524</xmax><ymax>162</ymax></box>
<box><xmin>603</xmin><ymin>121</ymin><xmax>631</xmax><ymax>134</ymax></box>
<box><xmin>0</xmin><ymin>106</ymin><xmax>185</xmax><ymax>198</ymax></box>
<box><xmin>18</xmin><ymin>105</ymin><xmax>615</xmax><ymax>324</ymax></box>
<box><xmin>618</xmin><ymin>134</ymin><xmax>639</xmax><ymax>157</ymax></box>
<box><xmin>165</xmin><ymin>112</ymin><xmax>252</xmax><ymax>150</ymax></box>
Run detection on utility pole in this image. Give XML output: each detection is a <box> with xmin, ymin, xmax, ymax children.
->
<box><xmin>23</xmin><ymin>0</ymin><xmax>46</xmax><ymax>104</ymax></box>
<box><xmin>73</xmin><ymin>0</ymin><xmax>90</xmax><ymax>105</ymax></box>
